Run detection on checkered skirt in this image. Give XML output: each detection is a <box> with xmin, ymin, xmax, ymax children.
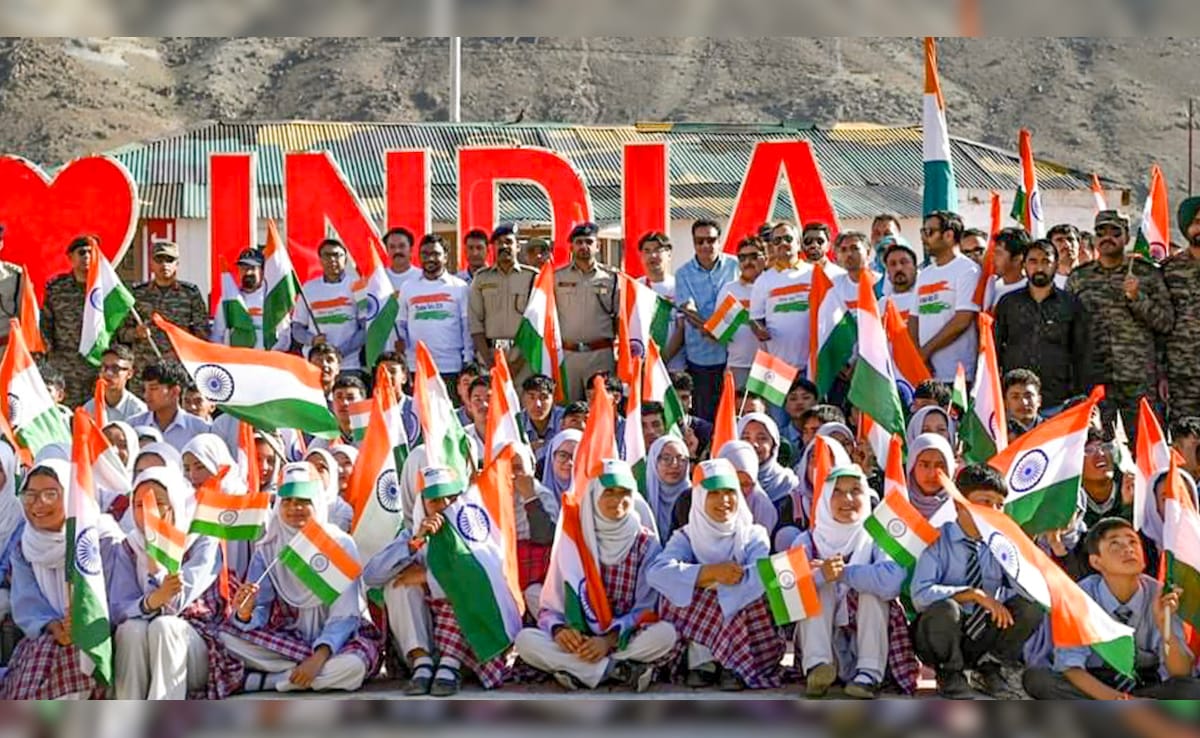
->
<box><xmin>845</xmin><ymin>590</ymin><xmax>919</xmax><ymax>695</ymax></box>
<box><xmin>517</xmin><ymin>540</ymin><xmax>552</xmax><ymax>590</ymax></box>
<box><xmin>0</xmin><ymin>633</ymin><xmax>105</xmax><ymax>700</ymax></box>
<box><xmin>601</xmin><ymin>530</ymin><xmax>653</xmax><ymax>617</ymax></box>
<box><xmin>429</xmin><ymin>597</ymin><xmax>510</xmax><ymax>689</ymax></box>
<box><xmin>658</xmin><ymin>588</ymin><xmax>784</xmax><ymax>689</ymax></box>
<box><xmin>220</xmin><ymin>598</ymin><xmax>383</xmax><ymax>676</ymax></box>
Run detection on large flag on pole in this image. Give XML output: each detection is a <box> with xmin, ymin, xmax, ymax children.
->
<box><xmin>922</xmin><ymin>37</ymin><xmax>958</xmax><ymax>215</ymax></box>
<box><xmin>1010</xmin><ymin>129</ymin><xmax>1045</xmax><ymax>238</ymax></box>
<box><xmin>67</xmin><ymin>408</ymin><xmax>114</xmax><ymax>684</ymax></box>
<box><xmin>809</xmin><ymin>266</ymin><xmax>856</xmax><ymax>398</ymax></box>
<box><xmin>485</xmin><ymin>348</ymin><xmax>525</xmax><ymax>465</ymax></box>
<box><xmin>972</xmin><ymin>191</ymin><xmax>1002</xmax><ymax>311</ymax></box>
<box><xmin>262</xmin><ymin>220</ymin><xmax>301</xmax><ymax>351</ymax></box>
<box><xmin>153</xmin><ymin>315</ymin><xmax>340</xmax><ymax>438</ymax></box>
<box><xmin>514</xmin><ymin>263</ymin><xmax>566</xmax><ymax>402</ymax></box>
<box><xmin>988</xmin><ymin>386</ymin><xmax>1104</xmax><ymax>535</ymax></box>
<box><xmin>960</xmin><ymin>313</ymin><xmax>1007</xmax><ymax>464</ymax></box>
<box><xmin>346</xmin><ymin>366</ymin><xmax>407</xmax><ymax>561</ymax></box>
<box><xmin>617</xmin><ymin>273</ymin><xmax>672</xmax><ymax>389</ymax></box>
<box><xmin>623</xmin><ymin>357</ymin><xmax>646</xmax><ymax>471</ymax></box>
<box><xmin>643</xmin><ymin>339</ymin><xmax>683</xmax><ymax>433</ymax></box>
<box><xmin>1162</xmin><ymin>457</ymin><xmax>1200</xmax><ymax>635</ymax></box>
<box><xmin>848</xmin><ymin>273</ymin><xmax>904</xmax><ymax>437</ymax></box>
<box><xmin>80</xmin><ymin>253</ymin><xmax>136</xmax><ymax>366</ymax></box>
<box><xmin>1134</xmin><ymin>163</ymin><xmax>1169</xmax><ymax>261</ymax></box>
<box><xmin>0</xmin><ymin>318</ymin><xmax>70</xmax><ymax>457</ymax></box>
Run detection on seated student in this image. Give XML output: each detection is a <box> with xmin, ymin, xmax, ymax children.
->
<box><xmin>1023</xmin><ymin>517</ymin><xmax>1200</xmax><ymax>700</ymax></box>
<box><xmin>541</xmin><ymin>429</ymin><xmax>582</xmax><ymax>505</ymax></box>
<box><xmin>0</xmin><ymin>442</ymin><xmax>23</xmax><ymax>623</ymax></box>
<box><xmin>306</xmin><ymin>449</ymin><xmax>354</xmax><ymax>534</ymax></box>
<box><xmin>646</xmin><ymin>435</ymin><xmax>693</xmax><ymax>543</ymax></box>
<box><xmin>906</xmin><ymin>433</ymin><xmax>957</xmax><ymax>521</ymax></box>
<box><xmin>519</xmin><ymin>374</ymin><xmax>566</xmax><ymax>475</ymax></box>
<box><xmin>0</xmin><ymin>460</ymin><xmax>135</xmax><ymax>699</ymax></box>
<box><xmin>1036</xmin><ymin>492</ymin><xmax>1092</xmax><ymax>582</ymax></box>
<box><xmin>778</xmin><ymin>378</ymin><xmax>819</xmax><ymax>455</ymax></box>
<box><xmin>905</xmin><ymin>406</ymin><xmax>956</xmax><ymax>449</ymax></box>
<box><xmin>1135</xmin><ymin>468</ymin><xmax>1199</xmax><ymax>580</ymax></box>
<box><xmin>736</xmin><ymin>413</ymin><xmax>799</xmax><ymax>531</ymax></box>
<box><xmin>560</xmin><ymin>402</ymin><xmax>589</xmax><ymax>433</ymax></box>
<box><xmin>786</xmin><ymin>405</ymin><xmax>847</xmax><ymax>469</ymax></box>
<box><xmin>180</xmin><ymin>433</ymin><xmax>255</xmax><ymax>579</ymax></box>
<box><xmin>510</xmin><ymin>444</ymin><xmax>560</xmax><ymax>614</ymax></box>
<box><xmin>113</xmin><ymin>467</ymin><xmax>240</xmax><ymax>699</ymax></box>
<box><xmin>221</xmin><ymin>463</ymin><xmax>383</xmax><ymax>693</ymax></box>
<box><xmin>648</xmin><ymin>459</ymin><xmax>784</xmax><ymax>691</ymax></box>
<box><xmin>1081</xmin><ymin>430</ymin><xmax>1132</xmax><ymax>529</ymax></box>
<box><xmin>791</xmin><ymin>423</ymin><xmax>854</xmax><ymax>530</ymax></box>
<box><xmin>789</xmin><ymin>465</ymin><xmax>916</xmax><ymax>699</ymax></box>
<box><xmin>910</xmin><ymin>464</ymin><xmax>1042</xmax><ymax>699</ymax></box>
<box><xmin>515</xmin><ymin>459</ymin><xmax>677</xmax><ymax>692</ymax></box>
<box><xmin>716</xmin><ymin>441</ymin><xmax>779</xmax><ymax>536</ymax></box>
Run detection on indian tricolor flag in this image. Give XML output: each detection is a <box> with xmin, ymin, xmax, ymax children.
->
<box><xmin>922</xmin><ymin>36</ymin><xmax>958</xmax><ymax>215</ymax></box>
<box><xmin>0</xmin><ymin>318</ymin><xmax>70</xmax><ymax>457</ymax></box>
<box><xmin>217</xmin><ymin>263</ymin><xmax>257</xmax><ymax>348</ymax></box>
<box><xmin>623</xmin><ymin>357</ymin><xmax>646</xmax><ymax>469</ymax></box>
<box><xmin>643</xmin><ymin>339</ymin><xmax>683</xmax><ymax>433</ymax></box>
<box><xmin>190</xmin><ymin>477</ymin><xmax>270</xmax><ymax>541</ymax></box>
<box><xmin>988</xmin><ymin>386</ymin><xmax>1103</xmax><ymax>536</ymax></box>
<box><xmin>1162</xmin><ymin>457</ymin><xmax>1200</xmax><ymax>635</ymax></box>
<box><xmin>951</xmin><ymin>361</ymin><xmax>968</xmax><ymax>417</ymax></box>
<box><xmin>153</xmin><ymin>314</ymin><xmax>340</xmax><ymax>438</ymax></box>
<box><xmin>354</xmin><ymin>243</ymin><xmax>401</xmax><ymax>367</ymax></box>
<box><xmin>617</xmin><ymin>273</ymin><xmax>672</xmax><ymax>388</ymax></box>
<box><xmin>17</xmin><ymin>267</ymin><xmax>45</xmax><ymax>353</ymax></box>
<box><xmin>1010</xmin><ymin>129</ymin><xmax>1045</xmax><ymax>238</ymax></box>
<box><xmin>703</xmin><ymin>293</ymin><xmax>749</xmax><ymax>346</ymax></box>
<box><xmin>973</xmin><ymin>191</ymin><xmax>1001</xmax><ymax>312</ymax></box>
<box><xmin>514</xmin><ymin>262</ymin><xmax>566</xmax><ymax>402</ymax></box>
<box><xmin>1134</xmin><ymin>398</ymin><xmax>1171</xmax><ymax>534</ymax></box>
<box><xmin>279</xmin><ymin>517</ymin><xmax>363</xmax><ymax>606</ymax></box>
<box><xmin>883</xmin><ymin>297</ymin><xmax>931</xmax><ymax>395</ymax></box>
<box><xmin>67</xmin><ymin>408</ymin><xmax>113</xmax><ymax>684</ymax></box>
<box><xmin>1091</xmin><ymin>174</ymin><xmax>1108</xmax><ymax>214</ymax></box>
<box><xmin>757</xmin><ymin>547</ymin><xmax>822</xmax><ymax>626</ymax></box>
<box><xmin>262</xmin><ymin>220</ymin><xmax>300</xmax><ymax>351</ymax></box>
<box><xmin>809</xmin><ymin>266</ymin><xmax>856</xmax><ymax>398</ymax></box>
<box><xmin>1134</xmin><ymin>163</ymin><xmax>1169</xmax><ymax>261</ymax></box>
<box><xmin>413</xmin><ymin>341</ymin><xmax>474</xmax><ymax>478</ymax></box>
<box><xmin>946</xmin><ymin>472</ymin><xmax>1136</xmax><ymax>678</ymax></box>
<box><xmin>711</xmin><ymin>370</ymin><xmax>737</xmax><ymax>458</ymax></box>
<box><xmin>960</xmin><ymin>313</ymin><xmax>1007</xmax><ymax>464</ymax></box>
<box><xmin>848</xmin><ymin>272</ymin><xmax>904</xmax><ymax>437</ymax></box>
<box><xmin>348</xmin><ymin>399</ymin><xmax>372</xmax><ymax>443</ymax></box>
<box><xmin>746</xmin><ymin>350</ymin><xmax>798</xmax><ymax>407</ymax></box>
<box><xmin>866</xmin><ymin>489</ymin><xmax>942</xmax><ymax>571</ymax></box>
<box><xmin>138</xmin><ymin>488</ymin><xmax>187</xmax><ymax>574</ymax></box>
<box><xmin>484</xmin><ymin>349</ymin><xmax>525</xmax><ymax>465</ymax></box>
<box><xmin>857</xmin><ymin>415</ymin><xmax>892</xmax><ymax>479</ymax></box>
<box><xmin>79</xmin><ymin>253</ymin><xmax>135</xmax><ymax>366</ymax></box>
<box><xmin>347</xmin><ymin>367</ymin><xmax>407</xmax><ymax>561</ymax></box>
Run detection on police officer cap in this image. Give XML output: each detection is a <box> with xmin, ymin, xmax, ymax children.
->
<box><xmin>236</xmin><ymin>248</ymin><xmax>264</xmax><ymax>267</ymax></box>
<box><xmin>569</xmin><ymin>222</ymin><xmax>599</xmax><ymax>241</ymax></box>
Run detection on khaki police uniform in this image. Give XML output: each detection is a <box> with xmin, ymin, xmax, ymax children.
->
<box><xmin>469</xmin><ymin>263</ymin><xmax>537</xmax><ymax>384</ymax></box>
<box><xmin>554</xmin><ymin>260</ymin><xmax>618</xmax><ymax>401</ymax></box>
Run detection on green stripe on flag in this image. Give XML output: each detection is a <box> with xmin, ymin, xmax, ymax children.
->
<box><xmin>365</xmin><ymin>295</ymin><xmax>400</xmax><ymax>368</ymax></box>
<box><xmin>279</xmin><ymin>546</ymin><xmax>342</xmax><ymax>606</ymax></box>
<box><xmin>745</xmin><ymin>376</ymin><xmax>786</xmax><ymax>407</ymax></box>
<box><xmin>755</xmin><ymin>557</ymin><xmax>792</xmax><ymax>625</ymax></box>
<box><xmin>564</xmin><ymin>582</ymin><xmax>589</xmax><ymax>633</ymax></box>
<box><xmin>67</xmin><ymin>518</ymin><xmax>113</xmax><ymax>685</ymax></box>
<box><xmin>814</xmin><ymin>315</ymin><xmax>857</xmax><ymax>398</ymax></box>
<box><xmin>1088</xmin><ymin>636</ymin><xmax>1137</xmax><ymax>680</ymax></box>
<box><xmin>848</xmin><ymin>358</ymin><xmax>905</xmax><ymax>437</ymax></box>
<box><xmin>649</xmin><ymin>296</ymin><xmax>672</xmax><ymax>349</ymax></box>
<box><xmin>1004</xmin><ymin>476</ymin><xmax>1081</xmax><ymax>536</ymax></box>
<box><xmin>222</xmin><ymin>299</ymin><xmax>258</xmax><ymax>348</ymax></box>
<box><xmin>959</xmin><ymin>408</ymin><xmax>998</xmax><ymax>465</ymax></box>
<box><xmin>84</xmin><ymin>286</ymin><xmax>136</xmax><ymax>365</ymax></box>
<box><xmin>1010</xmin><ymin>186</ymin><xmax>1027</xmax><ymax>225</ymax></box>
<box><xmin>216</xmin><ymin>398</ymin><xmax>340</xmax><ymax>439</ymax></box>
<box><xmin>922</xmin><ymin>159</ymin><xmax>957</xmax><ymax>215</ymax></box>
<box><xmin>426</xmin><ymin>520</ymin><xmax>513</xmax><ymax>663</ymax></box>
<box><xmin>715</xmin><ymin>310</ymin><xmax>748</xmax><ymax>345</ymax></box>
<box><xmin>145</xmin><ymin>542</ymin><xmax>181</xmax><ymax>574</ymax></box>
<box><xmin>1166</xmin><ymin>552</ymin><xmax>1200</xmax><ymax>630</ymax></box>
<box><xmin>264</xmin><ymin>274</ymin><xmax>300</xmax><ymax>345</ymax></box>
<box><xmin>864</xmin><ymin>516</ymin><xmax>917</xmax><ymax>570</ymax></box>
<box><xmin>189</xmin><ymin>519</ymin><xmax>263</xmax><ymax>541</ymax></box>
<box><xmin>514</xmin><ymin>319</ymin><xmax>548</xmax><ymax>375</ymax></box>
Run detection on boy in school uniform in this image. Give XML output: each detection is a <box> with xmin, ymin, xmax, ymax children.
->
<box><xmin>910</xmin><ymin>464</ymin><xmax>1042</xmax><ymax>699</ymax></box>
<box><xmin>1023</xmin><ymin>517</ymin><xmax>1200</xmax><ymax>700</ymax></box>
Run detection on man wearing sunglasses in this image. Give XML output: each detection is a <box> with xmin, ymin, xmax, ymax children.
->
<box><xmin>714</xmin><ymin>236</ymin><xmax>767</xmax><ymax>389</ymax></box>
<box><xmin>909</xmin><ymin>210</ymin><xmax>980</xmax><ymax>384</ymax></box>
<box><xmin>675</xmin><ymin>219</ymin><xmax>739</xmax><ymax>420</ymax></box>
<box><xmin>292</xmin><ymin>238</ymin><xmax>367</xmax><ymax>374</ymax></box>
<box><xmin>800</xmin><ymin>222</ymin><xmax>845</xmax><ymax>279</ymax></box>
<box><xmin>750</xmin><ymin>222</ymin><xmax>815</xmax><ymax>373</ymax></box>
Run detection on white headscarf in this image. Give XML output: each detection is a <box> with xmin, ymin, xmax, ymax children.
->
<box><xmin>183</xmin><ymin>433</ymin><xmax>245</xmax><ymax>494</ymax></box>
<box><xmin>125</xmin><ymin>466</ymin><xmax>194</xmax><ymax>594</ymax></box>
<box><xmin>0</xmin><ymin>441</ymin><xmax>22</xmax><ymax>552</ymax></box>
<box><xmin>646</xmin><ymin>435</ymin><xmax>691</xmax><ymax>540</ymax></box>
<box><xmin>905</xmin><ymin>406</ymin><xmax>957</xmax><ymax>448</ymax></box>
<box><xmin>811</xmin><ymin>464</ymin><xmax>875</xmax><ymax>564</ymax></box>
<box><xmin>686</xmin><ymin>466</ymin><xmax>756</xmax><ymax>566</ymax></box>
<box><xmin>582</xmin><ymin>470</ymin><xmax>644</xmax><ymax>566</ymax></box>
<box><xmin>793</xmin><ymin>431</ymin><xmax>852</xmax><ymax>527</ymax></box>
<box><xmin>736</xmin><ymin>413</ymin><xmax>797</xmax><ymax>504</ymax></box>
<box><xmin>329</xmin><ymin>444</ymin><xmax>359</xmax><ymax>484</ymax></box>
<box><xmin>541</xmin><ymin>430</ymin><xmax>582</xmax><ymax>502</ymax></box>
<box><xmin>717</xmin><ymin>440</ymin><xmax>777</xmax><ymax>532</ymax></box>
<box><xmin>906</xmin><ymin>433</ymin><xmax>958</xmax><ymax>520</ymax></box>
<box><xmin>1143</xmin><ymin>468</ymin><xmax>1200</xmax><ymax>546</ymax></box>
<box><xmin>305</xmin><ymin>448</ymin><xmax>341</xmax><ymax>506</ymax></box>
<box><xmin>257</xmin><ymin>462</ymin><xmax>333</xmax><ymax>617</ymax></box>
<box><xmin>133</xmin><ymin>426</ymin><xmax>164</xmax><ymax>445</ymax></box>
<box><xmin>137</xmin><ymin>442</ymin><xmax>184</xmax><ymax>473</ymax></box>
<box><xmin>103</xmin><ymin>421</ymin><xmax>140</xmax><ymax>477</ymax></box>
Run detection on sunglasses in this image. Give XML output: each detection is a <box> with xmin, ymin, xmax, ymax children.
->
<box><xmin>771</xmin><ymin>234</ymin><xmax>795</xmax><ymax>244</ymax></box>
<box><xmin>694</xmin><ymin>236</ymin><xmax>718</xmax><ymax>245</ymax></box>
<box><xmin>737</xmin><ymin>252</ymin><xmax>764</xmax><ymax>262</ymax></box>
<box><xmin>153</xmin><ymin>255</ymin><xmax>177</xmax><ymax>264</ymax></box>
<box><xmin>802</xmin><ymin>237</ymin><xmax>826</xmax><ymax>245</ymax></box>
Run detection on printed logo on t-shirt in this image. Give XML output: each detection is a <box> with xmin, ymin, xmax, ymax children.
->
<box><xmin>769</xmin><ymin>283</ymin><xmax>810</xmax><ymax>314</ymax></box>
<box><xmin>917</xmin><ymin>280</ymin><xmax>952</xmax><ymax>316</ymax></box>
<box><xmin>409</xmin><ymin>292</ymin><xmax>455</xmax><ymax>321</ymax></box>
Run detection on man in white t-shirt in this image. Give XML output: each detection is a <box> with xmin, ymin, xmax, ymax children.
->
<box><xmin>396</xmin><ymin>233</ymin><xmax>473</xmax><ymax>382</ymax></box>
<box><xmin>292</xmin><ymin>238</ymin><xmax>366</xmax><ymax>371</ymax></box>
<box><xmin>909</xmin><ymin>210</ymin><xmax>981</xmax><ymax>382</ymax></box>
<box><xmin>750</xmin><ymin>222</ymin><xmax>815</xmax><ymax>371</ymax></box>
<box><xmin>715</xmin><ymin>235</ymin><xmax>767</xmax><ymax>389</ymax></box>
<box><xmin>881</xmin><ymin>237</ymin><xmax>919</xmax><ymax>322</ymax></box>
<box><xmin>801</xmin><ymin>222</ymin><xmax>847</xmax><ymax>279</ymax></box>
<box><xmin>1048</xmin><ymin>223</ymin><xmax>1081</xmax><ymax>289</ymax></box>
<box><xmin>636</xmin><ymin>231</ymin><xmax>686</xmax><ymax>372</ymax></box>
<box><xmin>384</xmin><ymin>227</ymin><xmax>419</xmax><ymax>293</ymax></box>
<box><xmin>989</xmin><ymin>227</ymin><xmax>1029</xmax><ymax>309</ymax></box>
<box><xmin>831</xmin><ymin>230</ymin><xmax>880</xmax><ymax>312</ymax></box>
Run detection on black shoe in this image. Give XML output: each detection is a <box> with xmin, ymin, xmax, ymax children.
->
<box><xmin>553</xmin><ymin>670</ymin><xmax>586</xmax><ymax>691</ymax></box>
<box><xmin>974</xmin><ymin>664</ymin><xmax>1014</xmax><ymax>698</ymax></box>
<box><xmin>718</xmin><ymin>669</ymin><xmax>745</xmax><ymax>692</ymax></box>
<box><xmin>937</xmin><ymin>669</ymin><xmax>975</xmax><ymax>699</ymax></box>
<box><xmin>405</xmin><ymin>663</ymin><xmax>434</xmax><ymax>696</ymax></box>
<box><xmin>610</xmin><ymin>661</ymin><xmax>655</xmax><ymax>693</ymax></box>
<box><xmin>429</xmin><ymin>666</ymin><xmax>461</xmax><ymax>698</ymax></box>
<box><xmin>685</xmin><ymin>663</ymin><xmax>718</xmax><ymax>688</ymax></box>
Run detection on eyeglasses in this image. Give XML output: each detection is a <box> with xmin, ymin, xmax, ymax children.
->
<box><xmin>657</xmin><ymin>454</ymin><xmax>688</xmax><ymax>466</ymax></box>
<box><xmin>553</xmin><ymin>451</ymin><xmax>574</xmax><ymax>463</ymax></box>
<box><xmin>22</xmin><ymin>489</ymin><xmax>60</xmax><ymax>504</ymax></box>
<box><xmin>319</xmin><ymin>251</ymin><xmax>347</xmax><ymax>261</ymax></box>
<box><xmin>694</xmin><ymin>237</ymin><xmax>718</xmax><ymax>245</ymax></box>
<box><xmin>771</xmin><ymin>235</ymin><xmax>794</xmax><ymax>244</ymax></box>
<box><xmin>641</xmin><ymin>245</ymin><xmax>672</xmax><ymax>255</ymax></box>
<box><xmin>802</xmin><ymin>237</ymin><xmax>826</xmax><ymax>245</ymax></box>
<box><xmin>737</xmin><ymin>252</ymin><xmax>764</xmax><ymax>262</ymax></box>
<box><xmin>101</xmin><ymin>363</ymin><xmax>131</xmax><ymax>374</ymax></box>
<box><xmin>961</xmin><ymin>248</ymin><xmax>985</xmax><ymax>257</ymax></box>
<box><xmin>919</xmin><ymin>227</ymin><xmax>943</xmax><ymax>237</ymax></box>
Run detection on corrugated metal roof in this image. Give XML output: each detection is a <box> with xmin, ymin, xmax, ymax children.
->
<box><xmin>102</xmin><ymin>121</ymin><xmax>1124</xmax><ymax>222</ymax></box>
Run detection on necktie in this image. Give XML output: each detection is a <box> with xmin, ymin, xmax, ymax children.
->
<box><xmin>963</xmin><ymin>539</ymin><xmax>991</xmax><ymax>640</ymax></box>
<box><xmin>1111</xmin><ymin>606</ymin><xmax>1138</xmax><ymax>693</ymax></box>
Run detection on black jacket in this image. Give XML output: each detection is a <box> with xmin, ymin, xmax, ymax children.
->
<box><xmin>994</xmin><ymin>287</ymin><xmax>1091</xmax><ymax>408</ymax></box>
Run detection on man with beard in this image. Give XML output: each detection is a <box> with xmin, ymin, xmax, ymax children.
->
<box><xmin>1162</xmin><ymin>197</ymin><xmax>1200</xmax><ymax>418</ymax></box>
<box><xmin>994</xmin><ymin>239</ymin><xmax>1090</xmax><ymax>412</ymax></box>
<box><xmin>212</xmin><ymin>248</ymin><xmax>286</xmax><ymax>349</ymax></box>
<box><xmin>800</xmin><ymin>222</ymin><xmax>845</xmax><ymax>278</ymax></box>
<box><xmin>396</xmin><ymin>234</ymin><xmax>473</xmax><ymax>385</ymax></box>
<box><xmin>1048</xmin><ymin>223</ymin><xmax>1082</xmax><ymax>289</ymax></box>
<box><xmin>1067</xmin><ymin>210</ymin><xmax>1174</xmax><ymax>430</ymax></box>
<box><xmin>881</xmin><ymin>237</ymin><xmax>919</xmax><ymax>321</ymax></box>
<box><xmin>469</xmin><ymin>224</ymin><xmax>536</xmax><ymax>381</ymax></box>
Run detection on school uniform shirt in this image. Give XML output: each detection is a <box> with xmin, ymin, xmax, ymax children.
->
<box><xmin>397</xmin><ymin>272</ymin><xmax>473</xmax><ymax>374</ymax></box>
<box><xmin>913</xmin><ymin>255</ymin><xmax>981</xmax><ymax>382</ymax></box>
<box><xmin>790</xmin><ymin>530</ymin><xmax>906</xmax><ymax>600</ymax></box>
<box><xmin>647</xmin><ymin>525</ymin><xmax>771</xmax><ymax>620</ymax></box>
<box><xmin>1047</xmin><ymin>573</ymin><xmax>1184</xmax><ymax>680</ymax></box>
<box><xmin>361</xmin><ymin>529</ymin><xmax>424</xmax><ymax>589</ymax></box>
<box><xmin>126</xmin><ymin>408</ymin><xmax>212</xmax><ymax>454</ymax></box>
<box><xmin>715</xmin><ymin>280</ymin><xmax>758</xmax><ymax>370</ymax></box>
<box><xmin>520</xmin><ymin>407</ymin><xmax>565</xmax><ymax>471</ymax></box>
<box><xmin>293</xmin><ymin>274</ymin><xmax>366</xmax><ymax>370</ymax></box>
<box><xmin>910</xmin><ymin>521</ymin><xmax>1014</xmax><ymax>613</ymax></box>
<box><xmin>113</xmin><ymin>535</ymin><xmax>221</xmax><ymax>622</ymax></box>
<box><xmin>674</xmin><ymin>254</ymin><xmax>739</xmax><ymax>368</ymax></box>
<box><xmin>82</xmin><ymin>390</ymin><xmax>148</xmax><ymax>424</ymax></box>
<box><xmin>639</xmin><ymin>275</ymin><xmax>686</xmax><ymax>372</ymax></box>
<box><xmin>749</xmin><ymin>263</ymin><xmax>815</xmax><ymax>371</ymax></box>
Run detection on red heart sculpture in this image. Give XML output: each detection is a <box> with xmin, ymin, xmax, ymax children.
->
<box><xmin>0</xmin><ymin>156</ymin><xmax>138</xmax><ymax>303</ymax></box>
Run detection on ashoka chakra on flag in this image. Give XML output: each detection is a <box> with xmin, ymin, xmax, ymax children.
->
<box><xmin>195</xmin><ymin>364</ymin><xmax>237</xmax><ymax>402</ymax></box>
<box><xmin>1010</xmin><ymin>449</ymin><xmax>1049</xmax><ymax>493</ymax></box>
<box><xmin>75</xmin><ymin>527</ymin><xmax>102</xmax><ymax>576</ymax></box>
<box><xmin>375</xmin><ymin>469</ymin><xmax>401</xmax><ymax>513</ymax></box>
<box><xmin>456</xmin><ymin>504</ymin><xmax>492</xmax><ymax>543</ymax></box>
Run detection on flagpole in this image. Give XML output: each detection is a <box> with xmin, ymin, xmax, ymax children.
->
<box><xmin>234</xmin><ymin>556</ymin><xmax>280</xmax><ymax>612</ymax></box>
<box><xmin>295</xmin><ymin>283</ymin><xmax>322</xmax><ymax>342</ymax></box>
<box><xmin>129</xmin><ymin>308</ymin><xmax>164</xmax><ymax>360</ymax></box>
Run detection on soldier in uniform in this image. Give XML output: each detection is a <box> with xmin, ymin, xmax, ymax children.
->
<box><xmin>554</xmin><ymin>222</ymin><xmax>618</xmax><ymax>402</ymax></box>
<box><xmin>41</xmin><ymin>235</ymin><xmax>99</xmax><ymax>407</ymax></box>
<box><xmin>469</xmin><ymin>224</ymin><xmax>537</xmax><ymax>383</ymax></box>
<box><xmin>1067</xmin><ymin>210</ymin><xmax>1175</xmax><ymax>431</ymax></box>
<box><xmin>0</xmin><ymin>225</ymin><xmax>27</xmax><ymax>350</ymax></box>
<box><xmin>119</xmin><ymin>241</ymin><xmax>210</xmax><ymax>395</ymax></box>
<box><xmin>521</xmin><ymin>237</ymin><xmax>552</xmax><ymax>271</ymax></box>
<box><xmin>1163</xmin><ymin>197</ymin><xmax>1200</xmax><ymax>418</ymax></box>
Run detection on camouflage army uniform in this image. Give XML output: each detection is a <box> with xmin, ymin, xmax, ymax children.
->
<box><xmin>40</xmin><ymin>272</ymin><xmax>96</xmax><ymax>407</ymax></box>
<box><xmin>1067</xmin><ymin>255</ymin><xmax>1174</xmax><ymax>431</ymax></box>
<box><xmin>1162</xmin><ymin>248</ymin><xmax>1200</xmax><ymax>418</ymax></box>
<box><xmin>119</xmin><ymin>279</ymin><xmax>210</xmax><ymax>395</ymax></box>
